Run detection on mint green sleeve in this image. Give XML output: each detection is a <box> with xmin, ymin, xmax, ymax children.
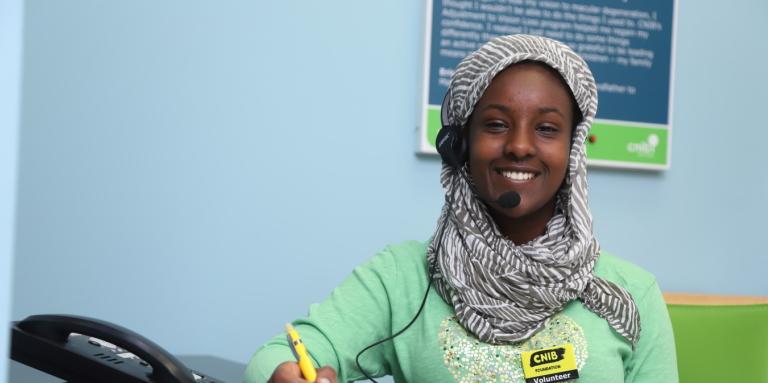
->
<box><xmin>624</xmin><ymin>280</ymin><xmax>679</xmax><ymax>383</ymax></box>
<box><xmin>243</xmin><ymin>248</ymin><xmax>399</xmax><ymax>383</ymax></box>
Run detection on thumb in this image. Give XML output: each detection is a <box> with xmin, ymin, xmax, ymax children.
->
<box><xmin>314</xmin><ymin>366</ymin><xmax>338</xmax><ymax>383</ymax></box>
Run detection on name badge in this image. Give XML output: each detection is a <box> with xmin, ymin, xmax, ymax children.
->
<box><xmin>521</xmin><ymin>344</ymin><xmax>579</xmax><ymax>383</ymax></box>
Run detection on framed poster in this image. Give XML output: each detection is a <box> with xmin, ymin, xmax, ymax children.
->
<box><xmin>419</xmin><ymin>0</ymin><xmax>677</xmax><ymax>169</ymax></box>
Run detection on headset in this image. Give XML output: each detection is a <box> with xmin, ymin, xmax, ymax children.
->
<box><xmin>435</xmin><ymin>90</ymin><xmax>467</xmax><ymax>170</ymax></box>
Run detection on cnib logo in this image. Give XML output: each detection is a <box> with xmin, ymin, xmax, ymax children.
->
<box><xmin>529</xmin><ymin>347</ymin><xmax>566</xmax><ymax>367</ymax></box>
<box><xmin>627</xmin><ymin>133</ymin><xmax>660</xmax><ymax>158</ymax></box>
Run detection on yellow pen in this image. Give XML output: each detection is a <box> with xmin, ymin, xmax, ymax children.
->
<box><xmin>286</xmin><ymin>323</ymin><xmax>317</xmax><ymax>382</ymax></box>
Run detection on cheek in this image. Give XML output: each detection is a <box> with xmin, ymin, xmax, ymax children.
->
<box><xmin>541</xmin><ymin>140</ymin><xmax>571</xmax><ymax>176</ymax></box>
<box><xmin>468</xmin><ymin>131</ymin><xmax>505</xmax><ymax>158</ymax></box>
<box><xmin>467</xmin><ymin>136</ymin><xmax>501</xmax><ymax>193</ymax></box>
<box><xmin>468</xmin><ymin>136</ymin><xmax>502</xmax><ymax>172</ymax></box>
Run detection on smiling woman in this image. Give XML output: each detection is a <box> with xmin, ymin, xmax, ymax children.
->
<box><xmin>245</xmin><ymin>35</ymin><xmax>678</xmax><ymax>383</ymax></box>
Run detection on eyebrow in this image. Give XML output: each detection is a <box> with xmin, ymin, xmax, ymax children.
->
<box><xmin>478</xmin><ymin>104</ymin><xmax>566</xmax><ymax>118</ymax></box>
<box><xmin>538</xmin><ymin>106</ymin><xmax>566</xmax><ymax>118</ymax></box>
<box><xmin>479</xmin><ymin>104</ymin><xmax>511</xmax><ymax>113</ymax></box>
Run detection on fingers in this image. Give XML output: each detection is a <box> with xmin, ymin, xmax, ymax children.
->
<box><xmin>268</xmin><ymin>362</ymin><xmax>337</xmax><ymax>383</ymax></box>
<box><xmin>268</xmin><ymin>361</ymin><xmax>303</xmax><ymax>383</ymax></box>
<box><xmin>315</xmin><ymin>366</ymin><xmax>338</xmax><ymax>383</ymax></box>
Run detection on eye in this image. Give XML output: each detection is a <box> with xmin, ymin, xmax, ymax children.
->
<box><xmin>536</xmin><ymin>124</ymin><xmax>560</xmax><ymax>136</ymax></box>
<box><xmin>484</xmin><ymin>121</ymin><xmax>508</xmax><ymax>133</ymax></box>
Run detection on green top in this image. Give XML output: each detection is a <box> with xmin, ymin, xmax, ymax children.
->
<box><xmin>245</xmin><ymin>241</ymin><xmax>678</xmax><ymax>383</ymax></box>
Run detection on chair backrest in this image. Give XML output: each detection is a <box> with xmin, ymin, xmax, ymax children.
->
<box><xmin>665</xmin><ymin>293</ymin><xmax>768</xmax><ymax>383</ymax></box>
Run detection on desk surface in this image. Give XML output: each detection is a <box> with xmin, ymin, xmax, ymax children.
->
<box><xmin>663</xmin><ymin>292</ymin><xmax>768</xmax><ymax>305</ymax></box>
<box><xmin>8</xmin><ymin>355</ymin><xmax>247</xmax><ymax>383</ymax></box>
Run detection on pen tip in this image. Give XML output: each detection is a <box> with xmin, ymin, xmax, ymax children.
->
<box><xmin>285</xmin><ymin>323</ymin><xmax>294</xmax><ymax>332</ymax></box>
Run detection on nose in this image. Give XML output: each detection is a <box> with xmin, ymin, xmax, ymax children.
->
<box><xmin>503</xmin><ymin>126</ymin><xmax>536</xmax><ymax>160</ymax></box>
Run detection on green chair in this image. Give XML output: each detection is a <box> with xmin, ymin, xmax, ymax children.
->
<box><xmin>665</xmin><ymin>293</ymin><xmax>768</xmax><ymax>383</ymax></box>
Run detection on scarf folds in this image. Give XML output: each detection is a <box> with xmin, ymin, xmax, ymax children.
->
<box><xmin>426</xmin><ymin>35</ymin><xmax>640</xmax><ymax>348</ymax></box>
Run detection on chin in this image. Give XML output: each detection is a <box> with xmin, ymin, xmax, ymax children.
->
<box><xmin>490</xmin><ymin>198</ymin><xmax>553</xmax><ymax>221</ymax></box>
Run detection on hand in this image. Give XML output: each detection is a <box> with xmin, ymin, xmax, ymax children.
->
<box><xmin>267</xmin><ymin>361</ymin><xmax>337</xmax><ymax>383</ymax></box>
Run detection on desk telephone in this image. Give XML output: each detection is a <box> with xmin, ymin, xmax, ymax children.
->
<box><xmin>11</xmin><ymin>314</ymin><xmax>226</xmax><ymax>383</ymax></box>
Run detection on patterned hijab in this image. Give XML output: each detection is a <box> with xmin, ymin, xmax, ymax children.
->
<box><xmin>426</xmin><ymin>34</ymin><xmax>640</xmax><ymax>348</ymax></box>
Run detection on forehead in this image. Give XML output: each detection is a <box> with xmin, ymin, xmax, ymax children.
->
<box><xmin>473</xmin><ymin>62</ymin><xmax>577</xmax><ymax>116</ymax></box>
<box><xmin>484</xmin><ymin>62</ymin><xmax>571</xmax><ymax>97</ymax></box>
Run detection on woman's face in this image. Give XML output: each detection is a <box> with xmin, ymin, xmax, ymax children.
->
<box><xmin>467</xmin><ymin>62</ymin><xmax>575</xmax><ymax>235</ymax></box>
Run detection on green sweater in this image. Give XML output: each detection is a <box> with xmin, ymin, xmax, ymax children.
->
<box><xmin>245</xmin><ymin>241</ymin><xmax>678</xmax><ymax>383</ymax></box>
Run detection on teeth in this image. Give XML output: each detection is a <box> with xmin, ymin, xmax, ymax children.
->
<box><xmin>501</xmin><ymin>171</ymin><xmax>536</xmax><ymax>181</ymax></box>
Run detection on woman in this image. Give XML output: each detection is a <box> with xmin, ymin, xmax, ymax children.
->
<box><xmin>245</xmin><ymin>34</ymin><xmax>677</xmax><ymax>383</ymax></box>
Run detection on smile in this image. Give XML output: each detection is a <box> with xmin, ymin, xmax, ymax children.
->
<box><xmin>499</xmin><ymin>170</ymin><xmax>538</xmax><ymax>182</ymax></box>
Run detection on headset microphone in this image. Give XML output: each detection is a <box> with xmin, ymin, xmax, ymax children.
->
<box><xmin>497</xmin><ymin>191</ymin><xmax>521</xmax><ymax>209</ymax></box>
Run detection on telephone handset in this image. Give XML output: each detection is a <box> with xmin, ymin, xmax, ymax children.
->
<box><xmin>11</xmin><ymin>314</ymin><xmax>225</xmax><ymax>383</ymax></box>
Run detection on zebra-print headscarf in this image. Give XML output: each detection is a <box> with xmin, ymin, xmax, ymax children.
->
<box><xmin>427</xmin><ymin>34</ymin><xmax>640</xmax><ymax>348</ymax></box>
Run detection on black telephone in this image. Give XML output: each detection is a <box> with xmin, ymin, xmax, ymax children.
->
<box><xmin>11</xmin><ymin>314</ymin><xmax>226</xmax><ymax>383</ymax></box>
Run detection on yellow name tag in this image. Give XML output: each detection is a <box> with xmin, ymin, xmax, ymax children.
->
<box><xmin>521</xmin><ymin>344</ymin><xmax>579</xmax><ymax>383</ymax></box>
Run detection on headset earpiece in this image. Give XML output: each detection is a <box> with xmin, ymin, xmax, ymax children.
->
<box><xmin>436</xmin><ymin>91</ymin><xmax>467</xmax><ymax>168</ymax></box>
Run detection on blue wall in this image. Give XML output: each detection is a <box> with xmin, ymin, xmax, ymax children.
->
<box><xmin>11</xmin><ymin>0</ymin><xmax>768</xmax><ymax>371</ymax></box>
<box><xmin>0</xmin><ymin>0</ymin><xmax>22</xmax><ymax>380</ymax></box>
